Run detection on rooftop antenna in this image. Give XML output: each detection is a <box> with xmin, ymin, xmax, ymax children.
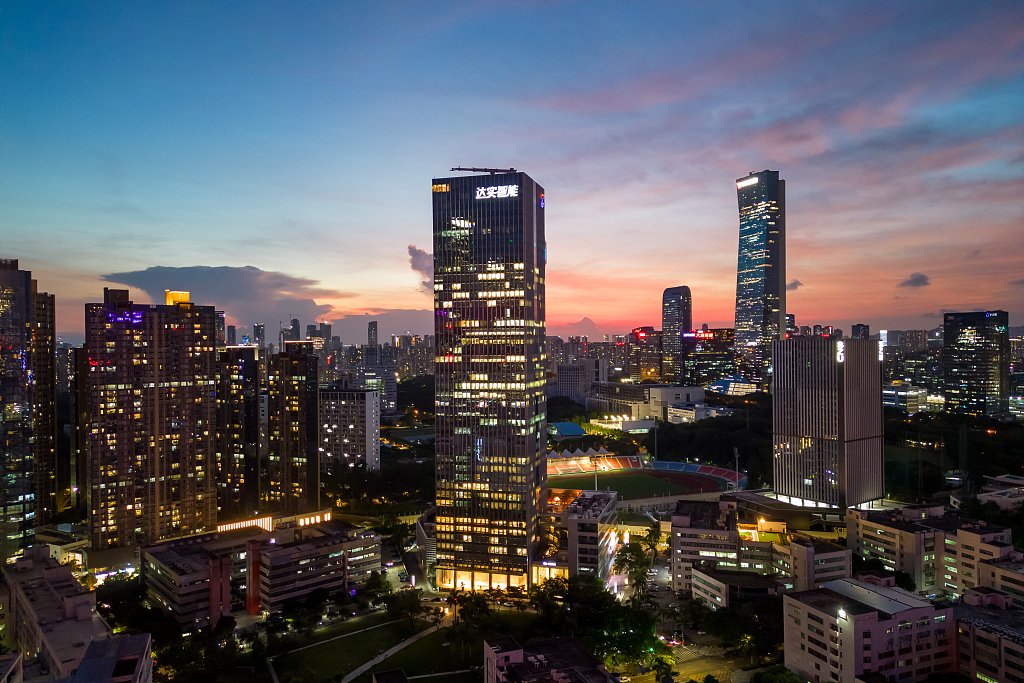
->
<box><xmin>450</xmin><ymin>166</ymin><xmax>517</xmax><ymax>175</ymax></box>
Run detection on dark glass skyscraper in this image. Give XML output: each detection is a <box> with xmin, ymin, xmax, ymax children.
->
<box><xmin>0</xmin><ymin>259</ymin><xmax>56</xmax><ymax>561</ymax></box>
<box><xmin>734</xmin><ymin>170</ymin><xmax>786</xmax><ymax>386</ymax></box>
<box><xmin>432</xmin><ymin>171</ymin><xmax>546</xmax><ymax>592</ymax></box>
<box><xmin>661</xmin><ymin>286</ymin><xmax>692</xmax><ymax>384</ymax></box>
<box><xmin>943</xmin><ymin>311</ymin><xmax>1010</xmax><ymax>417</ymax></box>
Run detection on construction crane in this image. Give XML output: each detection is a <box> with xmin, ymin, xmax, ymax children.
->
<box><xmin>450</xmin><ymin>166</ymin><xmax>517</xmax><ymax>175</ymax></box>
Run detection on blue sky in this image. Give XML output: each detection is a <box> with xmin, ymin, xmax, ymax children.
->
<box><xmin>2</xmin><ymin>1</ymin><xmax>1021</xmax><ymax>342</ymax></box>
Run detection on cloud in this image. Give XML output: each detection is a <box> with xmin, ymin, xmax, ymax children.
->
<box><xmin>897</xmin><ymin>272</ymin><xmax>930</xmax><ymax>288</ymax></box>
<box><xmin>1011</xmin><ymin>279</ymin><xmax>1024</xmax><ymax>286</ymax></box>
<box><xmin>786</xmin><ymin>280</ymin><xmax>804</xmax><ymax>291</ymax></box>
<box><xmin>102</xmin><ymin>265</ymin><xmax>354</xmax><ymax>328</ymax></box>
<box><xmin>970</xmin><ymin>250</ymin><xmax>981</xmax><ymax>258</ymax></box>
<box><xmin>558</xmin><ymin>317</ymin><xmax>600</xmax><ymax>339</ymax></box>
<box><xmin>329</xmin><ymin>309</ymin><xmax>433</xmax><ymax>344</ymax></box>
<box><xmin>408</xmin><ymin>245</ymin><xmax>433</xmax><ymax>292</ymax></box>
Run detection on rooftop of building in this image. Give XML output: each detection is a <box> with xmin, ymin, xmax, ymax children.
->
<box><xmin>371</xmin><ymin>670</ymin><xmax>411</xmax><ymax>683</ymax></box>
<box><xmin>982</xmin><ymin>557</ymin><xmax>1024</xmax><ymax>574</ymax></box>
<box><xmin>487</xmin><ymin>637</ymin><xmax>608</xmax><ymax>683</ymax></box>
<box><xmin>548</xmin><ymin>490</ymin><xmax>617</xmax><ymax>519</ymax></box>
<box><xmin>548</xmin><ymin>422</ymin><xmax>589</xmax><ymax>437</ymax></box>
<box><xmin>788</xmin><ymin>532</ymin><xmax>847</xmax><ymax>554</ymax></box>
<box><xmin>953</xmin><ymin>602</ymin><xmax>1024</xmax><ymax>646</ymax></box>
<box><xmin>858</xmin><ymin>508</ymin><xmax>1010</xmax><ymax>536</ymax></box>
<box><xmin>262</xmin><ymin>520</ymin><xmax>379</xmax><ymax>561</ymax></box>
<box><xmin>693</xmin><ymin>567</ymin><xmax>785</xmax><ymax>590</ymax></box>
<box><xmin>789</xmin><ymin>579</ymin><xmax>935</xmax><ymax>621</ymax></box>
<box><xmin>71</xmin><ymin>634</ymin><xmax>151</xmax><ymax>682</ymax></box>
<box><xmin>673</xmin><ymin>500</ymin><xmax>732</xmax><ymax>530</ymax></box>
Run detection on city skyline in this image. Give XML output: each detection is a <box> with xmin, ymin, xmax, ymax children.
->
<box><xmin>1</xmin><ymin>2</ymin><xmax>1022</xmax><ymax>342</ymax></box>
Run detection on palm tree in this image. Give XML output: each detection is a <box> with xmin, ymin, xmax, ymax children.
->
<box><xmin>641</xmin><ymin>523</ymin><xmax>662</xmax><ymax>564</ymax></box>
<box><xmin>613</xmin><ymin>542</ymin><xmax>652</xmax><ymax>607</ymax></box>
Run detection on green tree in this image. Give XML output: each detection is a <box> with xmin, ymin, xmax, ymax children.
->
<box><xmin>457</xmin><ymin>592</ymin><xmax>491</xmax><ymax>624</ymax></box>
<box><xmin>894</xmin><ymin>570</ymin><xmax>917</xmax><ymax>592</ymax></box>
<box><xmin>383</xmin><ymin>589</ymin><xmax>424</xmax><ymax>627</ymax></box>
<box><xmin>363</xmin><ymin>570</ymin><xmax>393</xmax><ymax>605</ymax></box>
<box><xmin>750</xmin><ymin>665</ymin><xmax>804</xmax><ymax>683</ymax></box>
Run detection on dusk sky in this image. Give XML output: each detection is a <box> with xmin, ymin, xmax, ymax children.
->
<box><xmin>2</xmin><ymin>1</ymin><xmax>1021</xmax><ymax>344</ymax></box>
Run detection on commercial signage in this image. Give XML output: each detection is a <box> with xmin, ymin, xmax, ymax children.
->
<box><xmin>736</xmin><ymin>177</ymin><xmax>759</xmax><ymax>189</ymax></box>
<box><xmin>475</xmin><ymin>185</ymin><xmax>519</xmax><ymax>199</ymax></box>
<box><xmin>836</xmin><ymin>341</ymin><xmax>845</xmax><ymax>363</ymax></box>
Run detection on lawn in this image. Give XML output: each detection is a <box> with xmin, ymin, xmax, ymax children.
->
<box><xmin>272</xmin><ymin>618</ymin><xmax>429</xmax><ymax>682</ymax></box>
<box><xmin>307</xmin><ymin>611</ymin><xmax>393</xmax><ymax>644</ymax></box>
<box><xmin>356</xmin><ymin>611</ymin><xmax>536</xmax><ymax>683</ymax></box>
<box><xmin>549</xmin><ymin>470</ymin><xmax>699</xmax><ymax>499</ymax></box>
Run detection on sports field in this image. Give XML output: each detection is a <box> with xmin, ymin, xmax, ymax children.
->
<box><xmin>548</xmin><ymin>469</ymin><xmax>722</xmax><ymax>499</ymax></box>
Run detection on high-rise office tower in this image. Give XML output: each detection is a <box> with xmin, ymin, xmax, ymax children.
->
<box><xmin>772</xmin><ymin>337</ymin><xmax>883</xmax><ymax>509</ymax></box>
<box><xmin>661</xmin><ymin>286</ymin><xmax>692</xmax><ymax>384</ymax></box>
<box><xmin>943</xmin><ymin>311</ymin><xmax>1010</xmax><ymax>417</ymax></box>
<box><xmin>216</xmin><ymin>346</ymin><xmax>262</xmax><ymax>519</ymax></box>
<box><xmin>850</xmin><ymin>324</ymin><xmax>869</xmax><ymax>341</ymax></box>
<box><xmin>83</xmin><ymin>289</ymin><xmax>217</xmax><ymax>550</ymax></box>
<box><xmin>226</xmin><ymin>325</ymin><xmax>236</xmax><ymax>346</ymax></box>
<box><xmin>680</xmin><ymin>328</ymin><xmax>735</xmax><ymax>387</ymax></box>
<box><xmin>432</xmin><ymin>170</ymin><xmax>547</xmax><ymax>591</ymax></box>
<box><xmin>785</xmin><ymin>314</ymin><xmax>796</xmax><ymax>335</ymax></box>
<box><xmin>367</xmin><ymin>321</ymin><xmax>378</xmax><ymax>347</ymax></box>
<box><xmin>628</xmin><ymin>326</ymin><xmax>663</xmax><ymax>383</ymax></box>
<box><xmin>267</xmin><ymin>344</ymin><xmax>319</xmax><ymax>513</ymax></box>
<box><xmin>0</xmin><ymin>260</ymin><xmax>56</xmax><ymax>560</ymax></box>
<box><xmin>734</xmin><ymin>170</ymin><xmax>786</xmax><ymax>387</ymax></box>
<box><xmin>215</xmin><ymin>311</ymin><xmax>227</xmax><ymax>349</ymax></box>
<box><xmin>253</xmin><ymin>323</ymin><xmax>265</xmax><ymax>347</ymax></box>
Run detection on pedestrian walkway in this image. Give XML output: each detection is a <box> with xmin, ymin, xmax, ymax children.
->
<box><xmin>407</xmin><ymin>669</ymin><xmax>472</xmax><ymax>679</ymax></box>
<box><xmin>674</xmin><ymin>646</ymin><xmax>703</xmax><ymax>663</ymax></box>
<box><xmin>341</xmin><ymin>624</ymin><xmax>440</xmax><ymax>683</ymax></box>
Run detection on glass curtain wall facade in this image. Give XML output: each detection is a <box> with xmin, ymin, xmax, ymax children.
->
<box><xmin>0</xmin><ymin>260</ymin><xmax>56</xmax><ymax>561</ymax></box>
<box><xmin>942</xmin><ymin>311</ymin><xmax>1010</xmax><ymax>417</ymax></box>
<box><xmin>734</xmin><ymin>170</ymin><xmax>786</xmax><ymax>387</ymax></box>
<box><xmin>661</xmin><ymin>286</ymin><xmax>692</xmax><ymax>384</ymax></box>
<box><xmin>432</xmin><ymin>171</ymin><xmax>547</xmax><ymax>592</ymax></box>
<box><xmin>772</xmin><ymin>337</ymin><xmax>883</xmax><ymax>509</ymax></box>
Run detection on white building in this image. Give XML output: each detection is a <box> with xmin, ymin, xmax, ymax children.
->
<box><xmin>784</xmin><ymin>578</ymin><xmax>956</xmax><ymax>683</ymax></box>
<box><xmin>882</xmin><ymin>382</ymin><xmax>927</xmax><ymax>415</ymax></box>
<box><xmin>1</xmin><ymin>547</ymin><xmax>113</xmax><ymax>679</ymax></box>
<box><xmin>847</xmin><ymin>506</ymin><xmax>1016</xmax><ymax>597</ymax></box>
<box><xmin>319</xmin><ymin>387</ymin><xmax>381</xmax><ymax>471</ymax></box>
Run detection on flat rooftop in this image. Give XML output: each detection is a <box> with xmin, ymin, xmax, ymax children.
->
<box><xmin>491</xmin><ymin>637</ymin><xmax>608</xmax><ymax>683</ymax></box>
<box><xmin>984</xmin><ymin>558</ymin><xmax>1024</xmax><ymax>574</ymax></box>
<box><xmin>790</xmin><ymin>579</ymin><xmax>934</xmax><ymax>621</ymax></box>
<box><xmin>953</xmin><ymin>603</ymin><xmax>1024</xmax><ymax>647</ymax></box>
<box><xmin>673</xmin><ymin>500</ymin><xmax>729</xmax><ymax>530</ymax></box>
<box><xmin>694</xmin><ymin>567</ymin><xmax>784</xmax><ymax>590</ymax></box>
<box><xmin>73</xmin><ymin>634</ymin><xmax>151</xmax><ymax>683</ymax></box>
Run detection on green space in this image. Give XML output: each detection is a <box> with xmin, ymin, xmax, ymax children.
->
<box><xmin>355</xmin><ymin>621</ymin><xmax>488</xmax><ymax>682</ymax></box>
<box><xmin>549</xmin><ymin>470</ymin><xmax>693</xmax><ymax>499</ymax></box>
<box><xmin>305</xmin><ymin>611</ymin><xmax>392</xmax><ymax>645</ymax></box>
<box><xmin>273</xmin><ymin>619</ymin><xmax>429</xmax><ymax>683</ymax></box>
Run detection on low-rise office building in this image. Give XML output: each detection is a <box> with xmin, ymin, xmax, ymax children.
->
<box><xmin>847</xmin><ymin>506</ymin><xmax>1015</xmax><ymax>596</ymax></box>
<box><xmin>882</xmin><ymin>382</ymin><xmax>927</xmax><ymax>415</ymax></box>
<box><xmin>977</xmin><ymin>553</ymin><xmax>1024</xmax><ymax>609</ymax></box>
<box><xmin>0</xmin><ymin>547</ymin><xmax>113</xmax><ymax>679</ymax></box>
<box><xmin>954</xmin><ymin>592</ymin><xmax>1024</xmax><ymax>683</ymax></box>
<box><xmin>586</xmin><ymin>382</ymin><xmax>704</xmax><ymax>421</ymax></box>
<box><xmin>671</xmin><ymin>501</ymin><xmax>852</xmax><ymax>593</ymax></box>
<box><xmin>534</xmin><ymin>490</ymin><xmax>617</xmax><ymax>585</ymax></box>
<box><xmin>691</xmin><ymin>567</ymin><xmax>785</xmax><ymax>610</ymax></box>
<box><xmin>484</xmin><ymin>636</ymin><xmax>610</xmax><ymax>683</ymax></box>
<box><xmin>246</xmin><ymin>520</ymin><xmax>381</xmax><ymax>615</ymax></box>
<box><xmin>784</xmin><ymin>579</ymin><xmax>956</xmax><ymax>683</ymax></box>
<box><xmin>69</xmin><ymin>633</ymin><xmax>153</xmax><ymax>683</ymax></box>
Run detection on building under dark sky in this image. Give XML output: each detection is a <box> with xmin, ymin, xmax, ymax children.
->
<box><xmin>431</xmin><ymin>170</ymin><xmax>546</xmax><ymax>591</ymax></box>
<box><xmin>943</xmin><ymin>310</ymin><xmax>1010</xmax><ymax>418</ymax></box>
<box><xmin>734</xmin><ymin>170</ymin><xmax>786</xmax><ymax>387</ymax></box>
<box><xmin>661</xmin><ymin>286</ymin><xmax>692</xmax><ymax>384</ymax></box>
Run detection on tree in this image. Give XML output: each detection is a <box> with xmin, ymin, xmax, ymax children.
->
<box><xmin>894</xmin><ymin>571</ymin><xmax>917</xmax><ymax>592</ymax></box>
<box><xmin>363</xmin><ymin>570</ymin><xmax>393</xmax><ymax>606</ymax></box>
<box><xmin>613</xmin><ymin>542</ymin><xmax>653</xmax><ymax>606</ymax></box>
<box><xmin>457</xmin><ymin>592</ymin><xmax>491</xmax><ymax>625</ymax></box>
<box><xmin>750</xmin><ymin>665</ymin><xmax>803</xmax><ymax>683</ymax></box>
<box><xmin>383</xmin><ymin>590</ymin><xmax>424</xmax><ymax>627</ymax></box>
<box><xmin>642</xmin><ymin>523</ymin><xmax>662</xmax><ymax>563</ymax></box>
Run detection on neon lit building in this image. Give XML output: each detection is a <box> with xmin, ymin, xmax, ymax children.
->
<box><xmin>661</xmin><ymin>286</ymin><xmax>692</xmax><ymax>384</ymax></box>
<box><xmin>734</xmin><ymin>170</ymin><xmax>786</xmax><ymax>387</ymax></box>
<box><xmin>83</xmin><ymin>288</ymin><xmax>218</xmax><ymax>550</ymax></box>
<box><xmin>431</xmin><ymin>170</ymin><xmax>547</xmax><ymax>591</ymax></box>
<box><xmin>772</xmin><ymin>337</ymin><xmax>883</xmax><ymax>509</ymax></box>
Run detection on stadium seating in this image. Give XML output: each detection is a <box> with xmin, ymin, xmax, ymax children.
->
<box><xmin>651</xmin><ymin>460</ymin><xmax>748</xmax><ymax>488</ymax></box>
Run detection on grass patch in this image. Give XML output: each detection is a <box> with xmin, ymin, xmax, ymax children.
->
<box><xmin>549</xmin><ymin>470</ymin><xmax>693</xmax><ymax>499</ymax></box>
<box><xmin>273</xmin><ymin>619</ymin><xmax>428</xmax><ymax>682</ymax></box>
<box><xmin>306</xmin><ymin>610</ymin><xmax>393</xmax><ymax>644</ymax></box>
<box><xmin>357</xmin><ymin>612</ymin><xmax>539</xmax><ymax>683</ymax></box>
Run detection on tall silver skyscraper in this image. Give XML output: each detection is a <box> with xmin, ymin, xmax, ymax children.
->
<box><xmin>734</xmin><ymin>170</ymin><xmax>785</xmax><ymax>386</ymax></box>
<box><xmin>772</xmin><ymin>337</ymin><xmax>883</xmax><ymax>509</ymax></box>
<box><xmin>661</xmin><ymin>286</ymin><xmax>692</xmax><ymax>384</ymax></box>
<box><xmin>432</xmin><ymin>170</ymin><xmax>547</xmax><ymax>592</ymax></box>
